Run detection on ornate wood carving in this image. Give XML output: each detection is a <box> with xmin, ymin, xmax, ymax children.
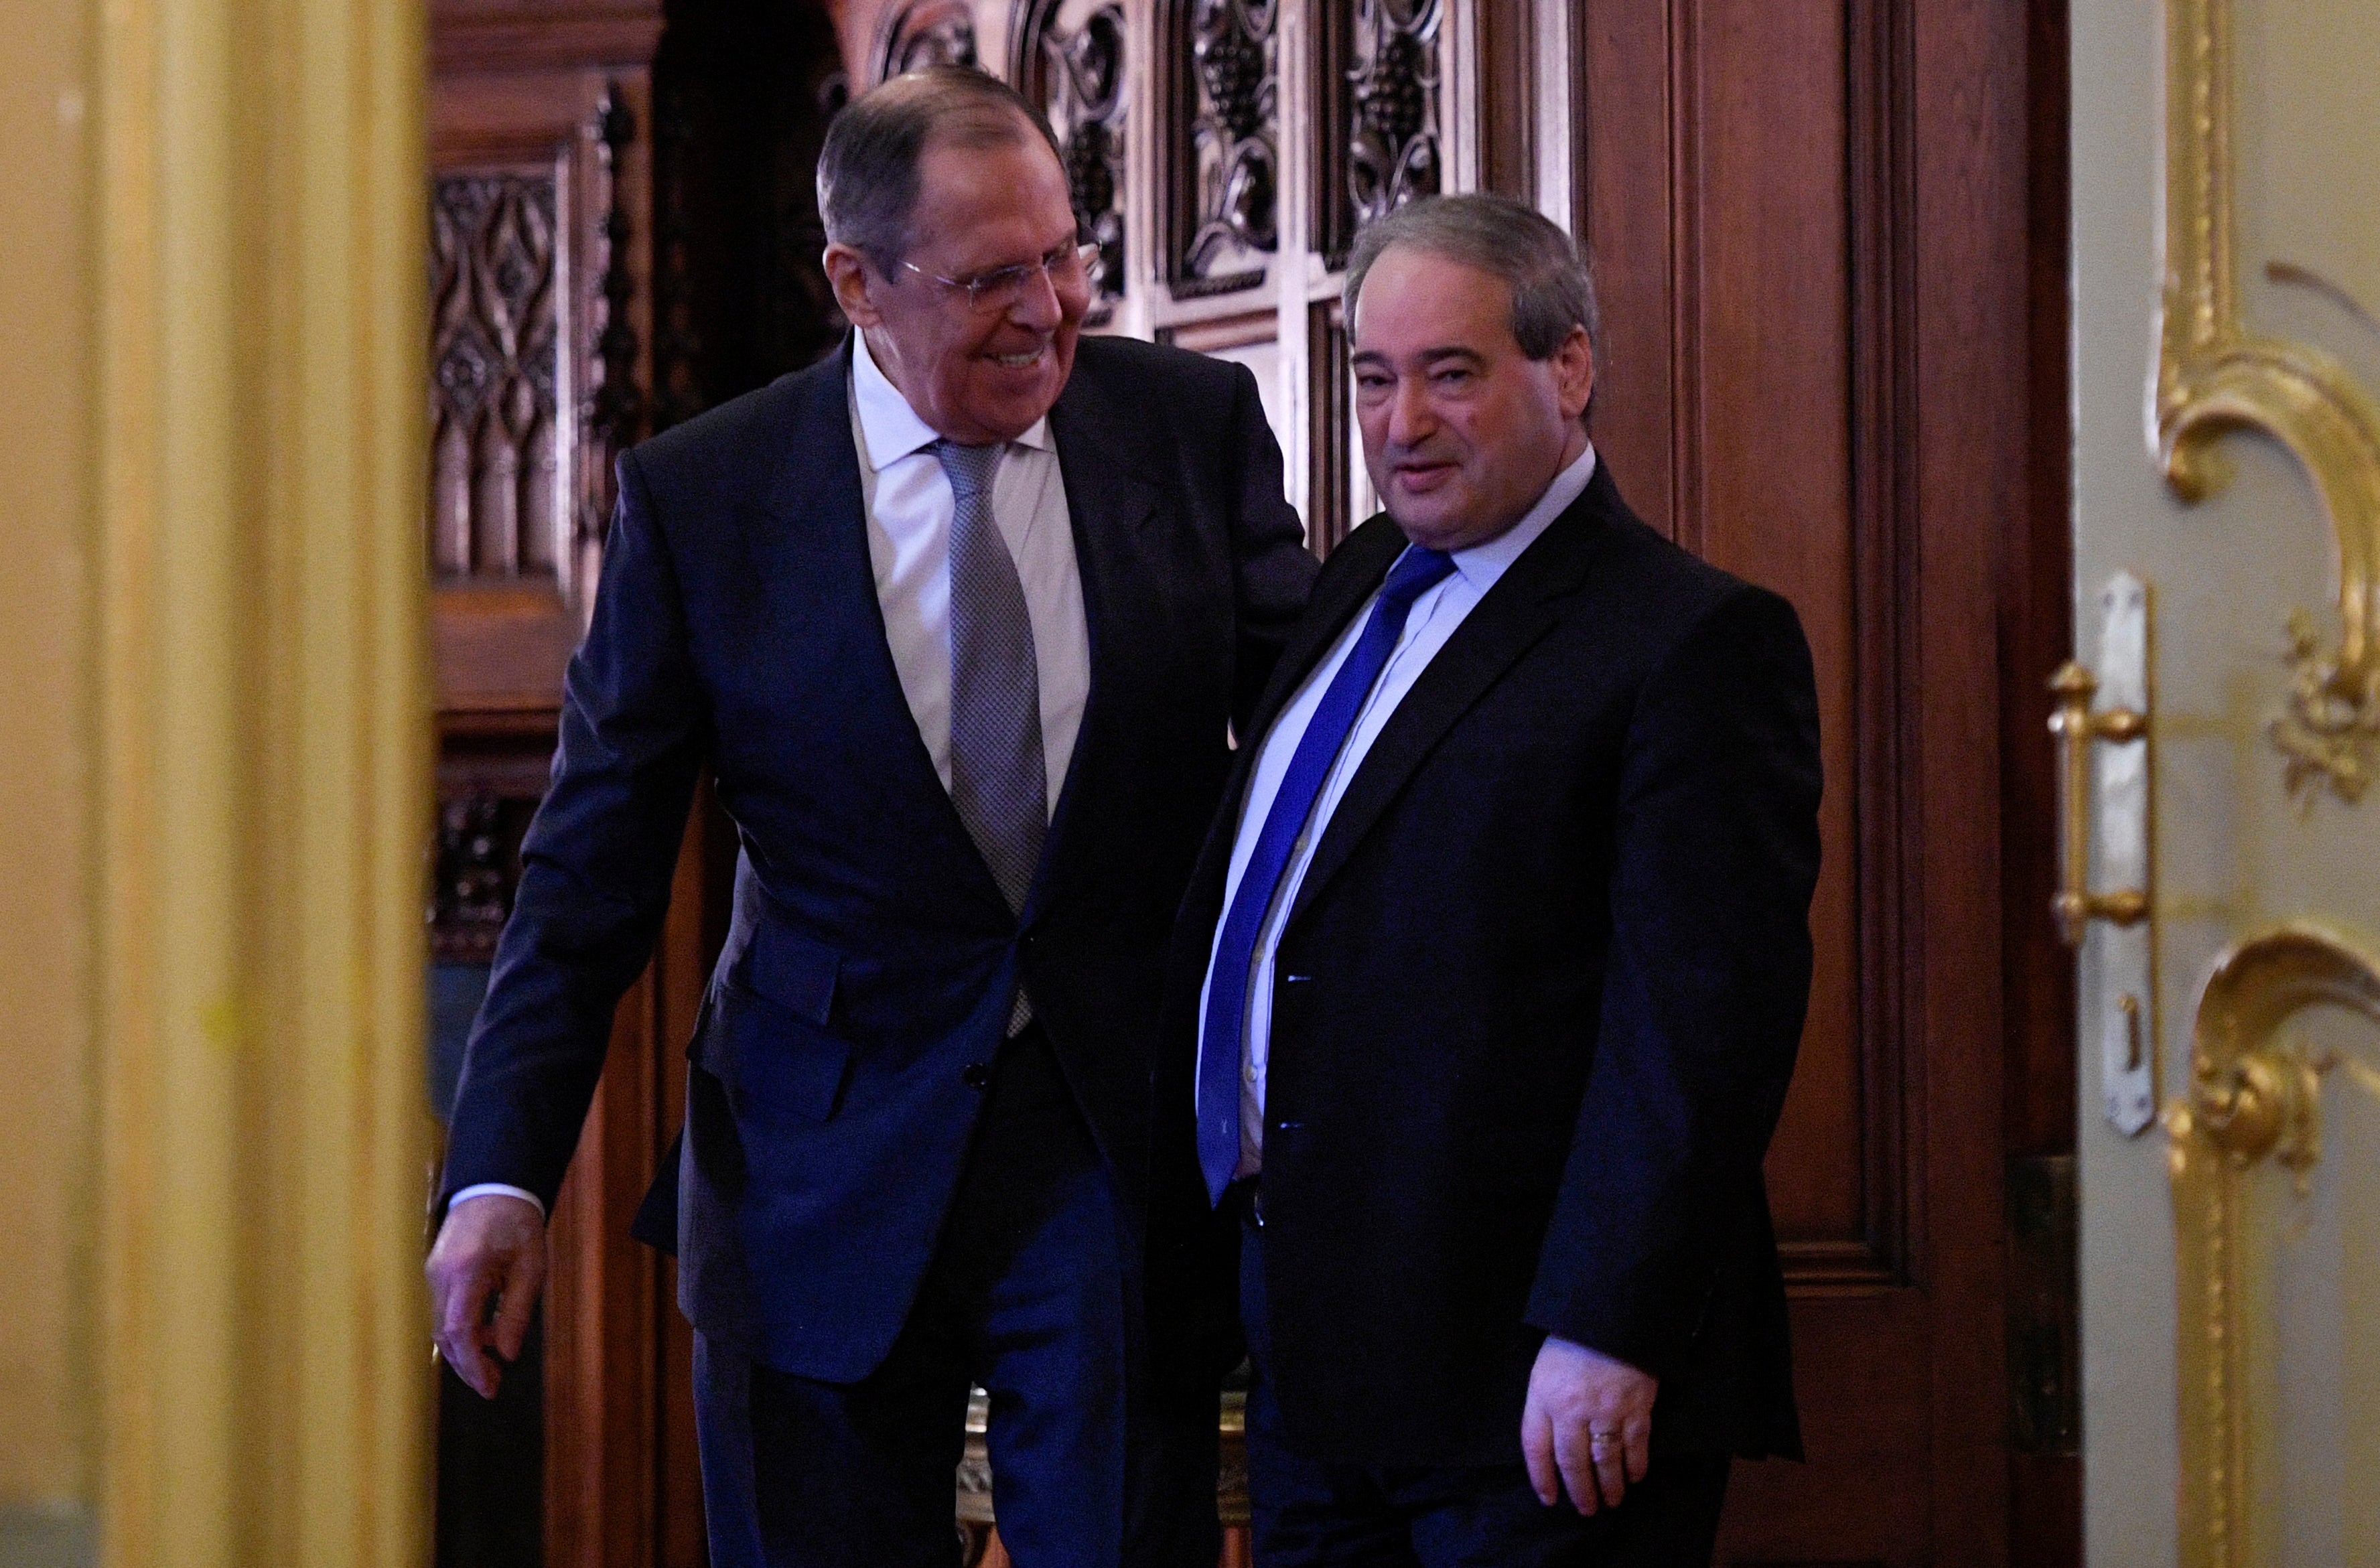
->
<box><xmin>430</xmin><ymin>792</ymin><xmax>523</xmax><ymax>963</ymax></box>
<box><xmin>1162</xmin><ymin>0</ymin><xmax>1277</xmax><ymax>297</ymax></box>
<box><xmin>549</xmin><ymin>80</ymin><xmax>648</xmax><ymax>616</ymax></box>
<box><xmin>869</xmin><ymin>0</ymin><xmax>979</xmax><ymax>86</ymax></box>
<box><xmin>1013</xmin><ymin>1</ymin><xmax>1129</xmax><ymax>318</ymax></box>
<box><xmin>1315</xmin><ymin>0</ymin><xmax>1440</xmax><ymax>267</ymax></box>
<box><xmin>591</xmin><ymin>83</ymin><xmax>646</xmax><ymax>461</ymax></box>
<box><xmin>1348</xmin><ymin>0</ymin><xmax>1441</xmax><ymax>227</ymax></box>
<box><xmin>431</xmin><ymin>172</ymin><xmax>567</xmax><ymax>583</ymax></box>
<box><xmin>429</xmin><ymin>80</ymin><xmax>644</xmax><ymax>628</ymax></box>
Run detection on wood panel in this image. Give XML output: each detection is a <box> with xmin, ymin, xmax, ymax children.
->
<box><xmin>1583</xmin><ymin>0</ymin><xmax>1900</xmax><ymax>1293</ymax></box>
<box><xmin>1577</xmin><ymin>0</ymin><xmax>1679</xmax><ymax>532</ymax></box>
<box><xmin>427</xmin><ymin>1</ymin><xmax>674</xmax><ymax>1563</ymax></box>
<box><xmin>1570</xmin><ymin>0</ymin><xmax>2037</xmax><ymax>1561</ymax></box>
<box><xmin>543</xmin><ymin>793</ymin><xmax>726</xmax><ymax>1568</ymax></box>
<box><xmin>1691</xmin><ymin>0</ymin><xmax>1872</xmax><ymax>1274</ymax></box>
<box><xmin>430</xmin><ymin>59</ymin><xmax>654</xmax><ymax>717</ymax></box>
<box><xmin>2004</xmin><ymin>0</ymin><xmax>2079</xmax><ymax>1556</ymax></box>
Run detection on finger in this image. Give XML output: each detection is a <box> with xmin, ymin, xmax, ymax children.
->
<box><xmin>1591</xmin><ymin>1429</ymin><xmax>1628</xmax><ymax>1511</ymax></box>
<box><xmin>1521</xmin><ymin>1407</ymin><xmax>1559</xmax><ymax>1507</ymax></box>
<box><xmin>1624</xmin><ymin>1420</ymin><xmax>1653</xmax><ymax>1485</ymax></box>
<box><xmin>490</xmin><ymin>1249</ymin><xmax>542</xmax><ymax>1365</ymax></box>
<box><xmin>437</xmin><ymin>1268</ymin><xmax>502</xmax><ymax>1399</ymax></box>
<box><xmin>443</xmin><ymin>1328</ymin><xmax>498</xmax><ymax>1399</ymax></box>
<box><xmin>1554</xmin><ymin>1424</ymin><xmax>1600</xmax><ymax>1516</ymax></box>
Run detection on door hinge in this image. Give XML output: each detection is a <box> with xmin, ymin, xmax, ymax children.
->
<box><xmin>2007</xmin><ymin>1153</ymin><xmax>2081</xmax><ymax>1457</ymax></box>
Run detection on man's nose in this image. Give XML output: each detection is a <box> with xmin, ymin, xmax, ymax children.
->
<box><xmin>1386</xmin><ymin>376</ymin><xmax>1435</xmax><ymax>446</ymax></box>
<box><xmin>1008</xmin><ymin>263</ymin><xmax>1064</xmax><ymax>330</ymax></box>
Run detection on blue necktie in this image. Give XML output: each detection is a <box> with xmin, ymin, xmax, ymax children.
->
<box><xmin>1197</xmin><ymin>545</ymin><xmax>1457</xmax><ymax>1203</ymax></box>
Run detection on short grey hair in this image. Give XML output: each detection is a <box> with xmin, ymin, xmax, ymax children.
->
<box><xmin>817</xmin><ymin>66</ymin><xmax>1066</xmax><ymax>274</ymax></box>
<box><xmin>1343</xmin><ymin>193</ymin><xmax>1600</xmax><ymax>362</ymax></box>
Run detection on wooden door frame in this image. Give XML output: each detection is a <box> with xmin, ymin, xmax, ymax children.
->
<box><xmin>1517</xmin><ymin>0</ymin><xmax>2055</xmax><ymax>1559</ymax></box>
<box><xmin>499</xmin><ymin>0</ymin><xmax>2079</xmax><ymax>1560</ymax></box>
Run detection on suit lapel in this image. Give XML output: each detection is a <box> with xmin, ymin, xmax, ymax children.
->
<box><xmin>760</xmin><ymin>338</ymin><xmax>1013</xmax><ymax>918</ymax></box>
<box><xmin>1178</xmin><ymin>517</ymin><xmax>1407</xmax><ymax>926</ymax></box>
<box><xmin>1284</xmin><ymin>474</ymin><xmax>1616</xmax><ymax>927</ymax></box>
<box><xmin>1021</xmin><ymin>355</ymin><xmax>1162</xmax><ymax>925</ymax></box>
<box><xmin>1243</xmin><ymin>519</ymin><xmax>1409</xmax><ymax>745</ymax></box>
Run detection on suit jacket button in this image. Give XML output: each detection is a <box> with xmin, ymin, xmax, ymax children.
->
<box><xmin>963</xmin><ymin>1062</ymin><xmax>992</xmax><ymax>1090</ymax></box>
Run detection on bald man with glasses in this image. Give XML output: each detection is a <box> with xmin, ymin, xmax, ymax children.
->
<box><xmin>427</xmin><ymin>66</ymin><xmax>1314</xmax><ymax>1568</ymax></box>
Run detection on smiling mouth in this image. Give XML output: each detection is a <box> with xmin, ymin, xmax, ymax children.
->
<box><xmin>989</xmin><ymin>347</ymin><xmax>1046</xmax><ymax>370</ymax></box>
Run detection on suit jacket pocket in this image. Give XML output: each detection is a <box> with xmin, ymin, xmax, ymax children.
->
<box><xmin>701</xmin><ymin>924</ymin><xmax>849</xmax><ymax>1122</ymax></box>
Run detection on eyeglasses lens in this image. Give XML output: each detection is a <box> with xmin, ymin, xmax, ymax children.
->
<box><xmin>965</xmin><ymin>246</ymin><xmax>1097</xmax><ymax>311</ymax></box>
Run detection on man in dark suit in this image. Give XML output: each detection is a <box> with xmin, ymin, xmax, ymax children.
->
<box><xmin>425</xmin><ymin>68</ymin><xmax>1315</xmax><ymax>1567</ymax></box>
<box><xmin>1166</xmin><ymin>194</ymin><xmax>1821</xmax><ymax>1565</ymax></box>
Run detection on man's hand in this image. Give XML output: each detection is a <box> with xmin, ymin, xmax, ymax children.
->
<box><xmin>1521</xmin><ymin>1335</ymin><xmax>1657</xmax><ymax>1514</ymax></box>
<box><xmin>425</xmin><ymin>1193</ymin><xmax>547</xmax><ymax>1399</ymax></box>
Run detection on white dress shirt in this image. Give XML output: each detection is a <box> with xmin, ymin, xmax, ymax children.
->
<box><xmin>1195</xmin><ymin>443</ymin><xmax>1598</xmax><ymax>1180</ymax></box>
<box><xmin>453</xmin><ymin>332</ymin><xmax>1094</xmax><ymax>1220</ymax></box>
<box><xmin>845</xmin><ymin>329</ymin><xmax>1091</xmax><ymax>812</ymax></box>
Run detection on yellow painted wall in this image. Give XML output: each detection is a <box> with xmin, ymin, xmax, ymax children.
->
<box><xmin>0</xmin><ymin>0</ymin><xmax>96</xmax><ymax>1526</ymax></box>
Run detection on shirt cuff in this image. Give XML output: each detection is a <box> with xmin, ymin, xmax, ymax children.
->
<box><xmin>449</xmin><ymin>1183</ymin><xmax>545</xmax><ymax>1219</ymax></box>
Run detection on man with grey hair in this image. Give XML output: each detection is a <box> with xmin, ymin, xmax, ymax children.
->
<box><xmin>1163</xmin><ymin>192</ymin><xmax>1820</xmax><ymax>1563</ymax></box>
<box><xmin>427</xmin><ymin>66</ymin><xmax>1314</xmax><ymax>1567</ymax></box>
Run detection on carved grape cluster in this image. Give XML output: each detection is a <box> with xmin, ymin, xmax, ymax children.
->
<box><xmin>1198</xmin><ymin>23</ymin><xmax>1267</xmax><ymax>143</ymax></box>
<box><xmin>1356</xmin><ymin>31</ymin><xmax>1427</xmax><ymax>151</ymax></box>
<box><xmin>1067</xmin><ymin>123</ymin><xmax>1116</xmax><ymax>222</ymax></box>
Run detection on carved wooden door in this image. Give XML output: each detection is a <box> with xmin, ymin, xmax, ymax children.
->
<box><xmin>807</xmin><ymin>1</ymin><xmax>2061</xmax><ymax>1563</ymax></box>
<box><xmin>817</xmin><ymin>1</ymin><xmax>2052</xmax><ymax>1562</ymax></box>
<box><xmin>423</xmin><ymin>0</ymin><xmax>2060</xmax><ymax>1559</ymax></box>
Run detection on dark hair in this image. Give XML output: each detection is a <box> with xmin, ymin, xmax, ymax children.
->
<box><xmin>817</xmin><ymin>66</ymin><xmax>1066</xmax><ymax>273</ymax></box>
<box><xmin>1344</xmin><ymin>193</ymin><xmax>1601</xmax><ymax>362</ymax></box>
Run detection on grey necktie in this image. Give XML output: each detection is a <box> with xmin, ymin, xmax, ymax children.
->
<box><xmin>934</xmin><ymin>438</ymin><xmax>1048</xmax><ymax>921</ymax></box>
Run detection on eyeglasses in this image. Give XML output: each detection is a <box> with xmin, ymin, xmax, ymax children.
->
<box><xmin>901</xmin><ymin>241</ymin><xmax>1100</xmax><ymax>313</ymax></box>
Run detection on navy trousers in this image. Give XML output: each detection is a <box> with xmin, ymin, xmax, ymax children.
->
<box><xmin>693</xmin><ymin>1027</ymin><xmax>1220</xmax><ymax>1568</ymax></box>
<box><xmin>1239</xmin><ymin>1214</ymin><xmax>1730</xmax><ymax>1568</ymax></box>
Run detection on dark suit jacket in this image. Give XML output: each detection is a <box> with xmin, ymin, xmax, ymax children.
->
<box><xmin>441</xmin><ymin>334</ymin><xmax>1316</xmax><ymax>1382</ymax></box>
<box><xmin>1158</xmin><ymin>463</ymin><xmax>1821</xmax><ymax>1466</ymax></box>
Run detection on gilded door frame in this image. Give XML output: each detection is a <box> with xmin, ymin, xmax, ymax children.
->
<box><xmin>2156</xmin><ymin>5</ymin><xmax>2380</xmax><ymax>1563</ymax></box>
<box><xmin>2156</xmin><ymin>0</ymin><xmax>2380</xmax><ymax>808</ymax></box>
<box><xmin>91</xmin><ymin>0</ymin><xmax>433</xmax><ymax>1553</ymax></box>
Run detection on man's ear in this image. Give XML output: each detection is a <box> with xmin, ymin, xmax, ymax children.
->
<box><xmin>1553</xmin><ymin>326</ymin><xmax>1594</xmax><ymax>425</ymax></box>
<box><xmin>823</xmin><ymin>243</ymin><xmax>883</xmax><ymax>329</ymax></box>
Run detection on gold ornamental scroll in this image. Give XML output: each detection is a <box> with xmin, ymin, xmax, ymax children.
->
<box><xmin>2168</xmin><ymin>926</ymin><xmax>2380</xmax><ymax>1568</ymax></box>
<box><xmin>2156</xmin><ymin>0</ymin><xmax>2380</xmax><ymax>807</ymax></box>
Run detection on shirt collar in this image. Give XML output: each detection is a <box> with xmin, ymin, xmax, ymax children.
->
<box><xmin>1444</xmin><ymin>441</ymin><xmax>1599</xmax><ymax>590</ymax></box>
<box><xmin>849</xmin><ymin>329</ymin><xmax>1055</xmax><ymax>473</ymax></box>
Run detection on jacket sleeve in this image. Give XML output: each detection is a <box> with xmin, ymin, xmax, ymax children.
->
<box><xmin>1219</xmin><ymin>360</ymin><xmax>1319</xmax><ymax>733</ymax></box>
<box><xmin>1523</xmin><ymin>585</ymin><xmax>1823</xmax><ymax>1377</ymax></box>
<box><xmin>438</xmin><ymin>448</ymin><xmax>712</xmax><ymax>1216</ymax></box>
